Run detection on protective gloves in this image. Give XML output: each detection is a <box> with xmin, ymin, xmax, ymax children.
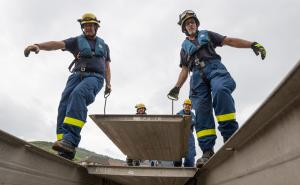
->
<box><xmin>167</xmin><ymin>86</ymin><xmax>180</xmax><ymax>100</ymax></box>
<box><xmin>104</xmin><ymin>85</ymin><xmax>111</xmax><ymax>97</ymax></box>
<box><xmin>24</xmin><ymin>44</ymin><xmax>40</xmax><ymax>57</ymax></box>
<box><xmin>251</xmin><ymin>42</ymin><xmax>266</xmax><ymax>60</ymax></box>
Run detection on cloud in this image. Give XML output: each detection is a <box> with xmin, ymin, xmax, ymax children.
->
<box><xmin>0</xmin><ymin>93</ymin><xmax>55</xmax><ymax>141</ymax></box>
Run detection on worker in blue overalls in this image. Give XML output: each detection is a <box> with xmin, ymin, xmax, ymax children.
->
<box><xmin>167</xmin><ymin>10</ymin><xmax>266</xmax><ymax>167</ymax></box>
<box><xmin>24</xmin><ymin>13</ymin><xmax>112</xmax><ymax>160</ymax></box>
<box><xmin>174</xmin><ymin>99</ymin><xmax>196</xmax><ymax>167</ymax></box>
<box><xmin>126</xmin><ymin>103</ymin><xmax>147</xmax><ymax>166</ymax></box>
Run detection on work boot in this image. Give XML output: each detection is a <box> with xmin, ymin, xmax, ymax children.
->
<box><xmin>196</xmin><ymin>150</ymin><xmax>214</xmax><ymax>168</ymax></box>
<box><xmin>52</xmin><ymin>140</ymin><xmax>75</xmax><ymax>153</ymax></box>
<box><xmin>224</xmin><ymin>137</ymin><xmax>230</xmax><ymax>143</ymax></box>
<box><xmin>126</xmin><ymin>157</ymin><xmax>133</xmax><ymax>166</ymax></box>
<box><xmin>133</xmin><ymin>160</ymin><xmax>140</xmax><ymax>166</ymax></box>
<box><xmin>150</xmin><ymin>160</ymin><xmax>155</xmax><ymax>167</ymax></box>
<box><xmin>173</xmin><ymin>160</ymin><xmax>182</xmax><ymax>167</ymax></box>
<box><xmin>58</xmin><ymin>151</ymin><xmax>76</xmax><ymax>160</ymax></box>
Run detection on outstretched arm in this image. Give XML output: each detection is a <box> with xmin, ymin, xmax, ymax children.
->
<box><xmin>223</xmin><ymin>37</ymin><xmax>252</xmax><ymax>48</ymax></box>
<box><xmin>24</xmin><ymin>41</ymin><xmax>65</xmax><ymax>57</ymax></box>
<box><xmin>223</xmin><ymin>37</ymin><xmax>266</xmax><ymax>60</ymax></box>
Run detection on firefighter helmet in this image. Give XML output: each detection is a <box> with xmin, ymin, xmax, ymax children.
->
<box><xmin>78</xmin><ymin>13</ymin><xmax>100</xmax><ymax>27</ymax></box>
<box><xmin>178</xmin><ymin>10</ymin><xmax>200</xmax><ymax>32</ymax></box>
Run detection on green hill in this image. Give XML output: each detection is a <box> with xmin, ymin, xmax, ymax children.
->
<box><xmin>30</xmin><ymin>141</ymin><xmax>122</xmax><ymax>163</ymax></box>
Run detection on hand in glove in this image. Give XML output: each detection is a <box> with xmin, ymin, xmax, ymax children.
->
<box><xmin>251</xmin><ymin>42</ymin><xmax>266</xmax><ymax>60</ymax></box>
<box><xmin>167</xmin><ymin>86</ymin><xmax>180</xmax><ymax>100</ymax></box>
<box><xmin>24</xmin><ymin>44</ymin><xmax>40</xmax><ymax>57</ymax></box>
<box><xmin>104</xmin><ymin>84</ymin><xmax>112</xmax><ymax>97</ymax></box>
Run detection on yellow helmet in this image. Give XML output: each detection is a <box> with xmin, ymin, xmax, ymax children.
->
<box><xmin>135</xmin><ymin>103</ymin><xmax>146</xmax><ymax>110</ymax></box>
<box><xmin>183</xmin><ymin>99</ymin><xmax>192</xmax><ymax>105</ymax></box>
<box><xmin>78</xmin><ymin>13</ymin><xmax>100</xmax><ymax>27</ymax></box>
<box><xmin>178</xmin><ymin>10</ymin><xmax>200</xmax><ymax>32</ymax></box>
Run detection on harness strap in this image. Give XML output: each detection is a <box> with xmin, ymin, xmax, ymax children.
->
<box><xmin>68</xmin><ymin>59</ymin><xmax>76</xmax><ymax>72</ymax></box>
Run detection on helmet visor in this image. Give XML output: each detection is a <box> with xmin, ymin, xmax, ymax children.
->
<box><xmin>179</xmin><ymin>10</ymin><xmax>196</xmax><ymax>25</ymax></box>
<box><xmin>179</xmin><ymin>10</ymin><xmax>196</xmax><ymax>21</ymax></box>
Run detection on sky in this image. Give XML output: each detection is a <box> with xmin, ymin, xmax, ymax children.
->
<box><xmin>0</xmin><ymin>0</ymin><xmax>299</xmax><ymax>160</ymax></box>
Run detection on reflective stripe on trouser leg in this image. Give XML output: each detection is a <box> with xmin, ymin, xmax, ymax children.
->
<box><xmin>57</xmin><ymin>133</ymin><xmax>63</xmax><ymax>140</ymax></box>
<box><xmin>196</xmin><ymin>129</ymin><xmax>216</xmax><ymax>138</ymax></box>
<box><xmin>196</xmin><ymin>128</ymin><xmax>217</xmax><ymax>152</ymax></box>
<box><xmin>57</xmin><ymin>74</ymin><xmax>81</xmax><ymax>141</ymax></box>
<box><xmin>63</xmin><ymin>116</ymin><xmax>85</xmax><ymax>147</ymax></box>
<box><xmin>211</xmin><ymin>70</ymin><xmax>239</xmax><ymax>140</ymax></box>
<box><xmin>62</xmin><ymin>75</ymin><xmax>104</xmax><ymax>147</ymax></box>
<box><xmin>190</xmin><ymin>70</ymin><xmax>216</xmax><ymax>152</ymax></box>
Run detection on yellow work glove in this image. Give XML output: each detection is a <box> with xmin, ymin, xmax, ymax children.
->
<box><xmin>251</xmin><ymin>42</ymin><xmax>266</xmax><ymax>60</ymax></box>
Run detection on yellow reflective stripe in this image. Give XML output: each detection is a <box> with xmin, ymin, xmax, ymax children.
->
<box><xmin>64</xmin><ymin>117</ymin><xmax>85</xmax><ymax>128</ymax></box>
<box><xmin>57</xmin><ymin>133</ymin><xmax>63</xmax><ymax>140</ymax></box>
<box><xmin>216</xmin><ymin>113</ymin><xmax>236</xmax><ymax>122</ymax></box>
<box><xmin>197</xmin><ymin>129</ymin><xmax>216</xmax><ymax>138</ymax></box>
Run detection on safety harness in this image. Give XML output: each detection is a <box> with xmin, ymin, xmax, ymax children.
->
<box><xmin>68</xmin><ymin>34</ymin><xmax>106</xmax><ymax>73</ymax></box>
<box><xmin>181</xmin><ymin>30</ymin><xmax>211</xmax><ymax>86</ymax></box>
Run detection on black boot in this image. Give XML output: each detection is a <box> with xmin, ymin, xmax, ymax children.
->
<box><xmin>133</xmin><ymin>160</ymin><xmax>140</xmax><ymax>166</ymax></box>
<box><xmin>173</xmin><ymin>160</ymin><xmax>182</xmax><ymax>167</ymax></box>
<box><xmin>52</xmin><ymin>140</ymin><xmax>75</xmax><ymax>153</ymax></box>
<box><xmin>58</xmin><ymin>151</ymin><xmax>76</xmax><ymax>160</ymax></box>
<box><xmin>224</xmin><ymin>137</ymin><xmax>229</xmax><ymax>143</ymax></box>
<box><xmin>126</xmin><ymin>157</ymin><xmax>133</xmax><ymax>166</ymax></box>
<box><xmin>150</xmin><ymin>160</ymin><xmax>155</xmax><ymax>167</ymax></box>
<box><xmin>196</xmin><ymin>150</ymin><xmax>214</xmax><ymax>168</ymax></box>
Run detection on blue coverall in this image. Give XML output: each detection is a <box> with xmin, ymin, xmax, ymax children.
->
<box><xmin>174</xmin><ymin>110</ymin><xmax>196</xmax><ymax>167</ymax></box>
<box><xmin>55</xmin><ymin>35</ymin><xmax>109</xmax><ymax>159</ymax></box>
<box><xmin>181</xmin><ymin>30</ymin><xmax>239</xmax><ymax>153</ymax></box>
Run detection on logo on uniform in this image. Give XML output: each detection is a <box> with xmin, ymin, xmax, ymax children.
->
<box><xmin>200</xmin><ymin>34</ymin><xmax>205</xmax><ymax>37</ymax></box>
<box><xmin>98</xmin><ymin>44</ymin><xmax>103</xmax><ymax>48</ymax></box>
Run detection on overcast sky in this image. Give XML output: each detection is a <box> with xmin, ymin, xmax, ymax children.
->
<box><xmin>0</xmin><ymin>0</ymin><xmax>299</xmax><ymax>160</ymax></box>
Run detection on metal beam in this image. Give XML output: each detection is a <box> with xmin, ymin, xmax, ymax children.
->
<box><xmin>192</xmin><ymin>60</ymin><xmax>300</xmax><ymax>185</ymax></box>
<box><xmin>89</xmin><ymin>115</ymin><xmax>191</xmax><ymax>160</ymax></box>
<box><xmin>87</xmin><ymin>165</ymin><xmax>197</xmax><ymax>185</ymax></box>
<box><xmin>0</xmin><ymin>129</ymin><xmax>120</xmax><ymax>185</ymax></box>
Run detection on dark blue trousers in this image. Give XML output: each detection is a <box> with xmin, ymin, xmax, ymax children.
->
<box><xmin>56</xmin><ymin>73</ymin><xmax>104</xmax><ymax>148</ymax></box>
<box><xmin>190</xmin><ymin>59</ymin><xmax>239</xmax><ymax>152</ymax></box>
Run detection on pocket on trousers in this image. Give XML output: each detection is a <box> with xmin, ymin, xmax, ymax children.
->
<box><xmin>85</xmin><ymin>77</ymin><xmax>103</xmax><ymax>105</ymax></box>
<box><xmin>190</xmin><ymin>71</ymin><xmax>203</xmax><ymax>95</ymax></box>
<box><xmin>209</xmin><ymin>61</ymin><xmax>229</xmax><ymax>79</ymax></box>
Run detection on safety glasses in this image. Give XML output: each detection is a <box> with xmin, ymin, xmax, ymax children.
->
<box><xmin>82</xmin><ymin>17</ymin><xmax>98</xmax><ymax>22</ymax></box>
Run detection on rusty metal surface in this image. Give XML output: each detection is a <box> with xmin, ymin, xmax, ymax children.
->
<box><xmin>194</xmin><ymin>60</ymin><xmax>300</xmax><ymax>185</ymax></box>
<box><xmin>87</xmin><ymin>165</ymin><xmax>197</xmax><ymax>185</ymax></box>
<box><xmin>89</xmin><ymin>115</ymin><xmax>191</xmax><ymax>160</ymax></box>
<box><xmin>0</xmin><ymin>129</ymin><xmax>119</xmax><ymax>185</ymax></box>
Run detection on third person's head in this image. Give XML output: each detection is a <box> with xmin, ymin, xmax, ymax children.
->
<box><xmin>183</xmin><ymin>99</ymin><xmax>192</xmax><ymax>113</ymax></box>
<box><xmin>135</xmin><ymin>103</ymin><xmax>147</xmax><ymax>115</ymax></box>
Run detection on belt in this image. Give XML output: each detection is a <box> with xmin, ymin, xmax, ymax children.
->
<box><xmin>73</xmin><ymin>71</ymin><xmax>103</xmax><ymax>78</ymax></box>
<box><xmin>193</xmin><ymin>59</ymin><xmax>209</xmax><ymax>71</ymax></box>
